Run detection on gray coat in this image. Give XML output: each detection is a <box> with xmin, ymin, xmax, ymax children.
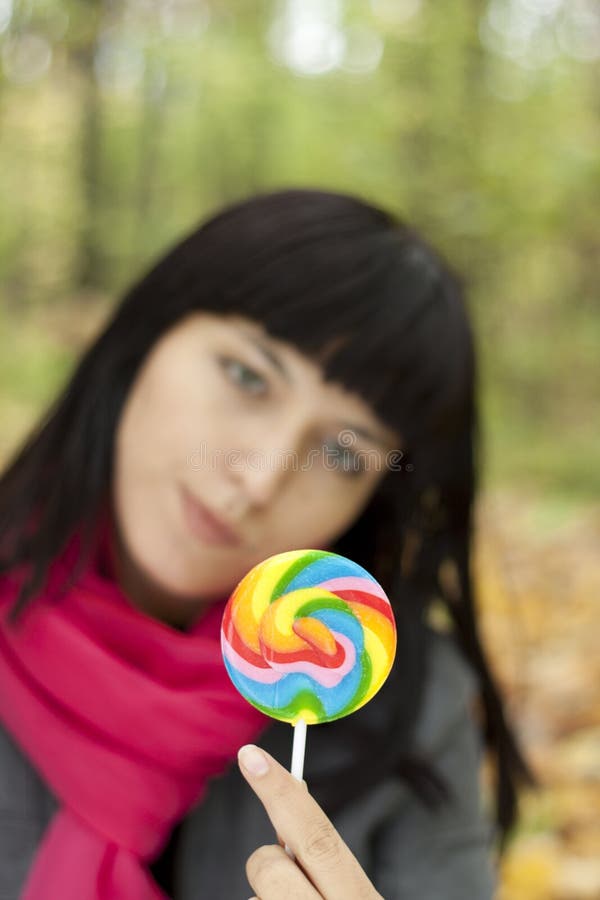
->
<box><xmin>0</xmin><ymin>630</ymin><xmax>496</xmax><ymax>899</ymax></box>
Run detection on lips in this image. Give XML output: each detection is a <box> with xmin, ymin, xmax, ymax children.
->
<box><xmin>180</xmin><ymin>486</ymin><xmax>242</xmax><ymax>547</ymax></box>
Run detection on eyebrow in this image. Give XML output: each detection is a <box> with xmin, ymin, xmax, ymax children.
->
<box><xmin>240</xmin><ymin>329</ymin><xmax>293</xmax><ymax>385</ymax></box>
<box><xmin>234</xmin><ymin>325</ymin><xmax>392</xmax><ymax>449</ymax></box>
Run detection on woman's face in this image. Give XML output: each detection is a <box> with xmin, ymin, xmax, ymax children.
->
<box><xmin>111</xmin><ymin>312</ymin><xmax>401</xmax><ymax>627</ymax></box>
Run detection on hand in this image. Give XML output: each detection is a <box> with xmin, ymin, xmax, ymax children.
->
<box><xmin>237</xmin><ymin>744</ymin><xmax>384</xmax><ymax>900</ymax></box>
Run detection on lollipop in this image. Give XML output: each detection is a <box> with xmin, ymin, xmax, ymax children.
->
<box><xmin>221</xmin><ymin>548</ymin><xmax>396</xmax><ymax>784</ymax></box>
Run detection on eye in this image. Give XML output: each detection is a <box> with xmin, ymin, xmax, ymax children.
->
<box><xmin>322</xmin><ymin>439</ymin><xmax>367</xmax><ymax>479</ymax></box>
<box><xmin>218</xmin><ymin>356</ymin><xmax>269</xmax><ymax>396</ymax></box>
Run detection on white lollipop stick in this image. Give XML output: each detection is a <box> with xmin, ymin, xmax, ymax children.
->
<box><xmin>284</xmin><ymin>718</ymin><xmax>307</xmax><ymax>859</ymax></box>
<box><xmin>290</xmin><ymin>718</ymin><xmax>307</xmax><ymax>781</ymax></box>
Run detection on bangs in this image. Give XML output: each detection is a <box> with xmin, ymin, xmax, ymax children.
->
<box><xmin>203</xmin><ymin>203</ymin><xmax>472</xmax><ymax>450</ymax></box>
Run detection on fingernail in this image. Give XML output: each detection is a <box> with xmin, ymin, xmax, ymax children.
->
<box><xmin>238</xmin><ymin>744</ymin><xmax>270</xmax><ymax>776</ymax></box>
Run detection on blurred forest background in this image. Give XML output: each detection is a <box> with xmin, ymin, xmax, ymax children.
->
<box><xmin>0</xmin><ymin>1</ymin><xmax>598</xmax><ymax>897</ymax></box>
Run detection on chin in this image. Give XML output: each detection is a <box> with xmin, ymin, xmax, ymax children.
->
<box><xmin>145</xmin><ymin>551</ymin><xmax>235</xmax><ymax>601</ymax></box>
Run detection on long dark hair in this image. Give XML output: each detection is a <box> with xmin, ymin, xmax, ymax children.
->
<box><xmin>0</xmin><ymin>188</ymin><xmax>534</xmax><ymax>848</ymax></box>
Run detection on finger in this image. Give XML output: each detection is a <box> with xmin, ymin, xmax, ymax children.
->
<box><xmin>277</xmin><ymin>778</ymin><xmax>308</xmax><ymax>853</ymax></box>
<box><xmin>238</xmin><ymin>745</ymin><xmax>381</xmax><ymax>900</ymax></box>
<box><xmin>246</xmin><ymin>843</ymin><xmax>322</xmax><ymax>900</ymax></box>
<box><xmin>277</xmin><ymin>779</ymin><xmax>306</xmax><ymax>849</ymax></box>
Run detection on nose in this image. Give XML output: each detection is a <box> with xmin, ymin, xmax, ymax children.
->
<box><xmin>226</xmin><ymin>416</ymin><xmax>309</xmax><ymax>511</ymax></box>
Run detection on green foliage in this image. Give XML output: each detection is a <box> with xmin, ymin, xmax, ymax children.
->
<box><xmin>0</xmin><ymin>0</ymin><xmax>597</xmax><ymax>501</ymax></box>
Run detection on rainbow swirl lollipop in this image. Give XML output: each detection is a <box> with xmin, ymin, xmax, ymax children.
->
<box><xmin>220</xmin><ymin>549</ymin><xmax>396</xmax><ymax>726</ymax></box>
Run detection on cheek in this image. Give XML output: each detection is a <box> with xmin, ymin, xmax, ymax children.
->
<box><xmin>114</xmin><ymin>395</ymin><xmax>179</xmax><ymax>493</ymax></box>
<box><xmin>266</xmin><ymin>477</ymin><xmax>373</xmax><ymax>550</ymax></box>
<box><xmin>116</xmin><ymin>354</ymin><xmax>224</xmax><ymax>482</ymax></box>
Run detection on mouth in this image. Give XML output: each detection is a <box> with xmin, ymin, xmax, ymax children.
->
<box><xmin>180</xmin><ymin>486</ymin><xmax>242</xmax><ymax>547</ymax></box>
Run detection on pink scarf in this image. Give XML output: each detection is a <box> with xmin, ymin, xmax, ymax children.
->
<box><xmin>0</xmin><ymin>522</ymin><xmax>269</xmax><ymax>899</ymax></box>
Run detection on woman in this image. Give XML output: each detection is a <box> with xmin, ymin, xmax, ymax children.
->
<box><xmin>0</xmin><ymin>188</ymin><xmax>533</xmax><ymax>899</ymax></box>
